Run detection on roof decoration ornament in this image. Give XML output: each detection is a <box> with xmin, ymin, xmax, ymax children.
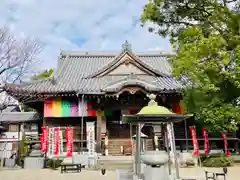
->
<box><xmin>51</xmin><ymin>76</ymin><xmax>57</xmax><ymax>85</ymax></box>
<box><xmin>122</xmin><ymin>41</ymin><xmax>132</xmax><ymax>52</ymax></box>
<box><xmin>60</xmin><ymin>49</ymin><xmax>64</xmax><ymax>57</ymax></box>
<box><xmin>147</xmin><ymin>94</ymin><xmax>157</xmax><ymax>106</ymax></box>
<box><xmin>128</xmin><ymin>73</ymin><xmax>137</xmax><ymax>79</ymax></box>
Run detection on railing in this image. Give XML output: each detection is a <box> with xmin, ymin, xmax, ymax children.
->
<box><xmin>0</xmin><ymin>149</ymin><xmax>12</xmax><ymax>158</ymax></box>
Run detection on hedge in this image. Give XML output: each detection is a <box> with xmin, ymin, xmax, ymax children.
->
<box><xmin>202</xmin><ymin>156</ymin><xmax>234</xmax><ymax>167</ymax></box>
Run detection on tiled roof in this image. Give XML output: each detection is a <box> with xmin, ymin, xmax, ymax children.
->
<box><xmin>2</xmin><ymin>105</ymin><xmax>20</xmax><ymax>113</ymax></box>
<box><xmin>102</xmin><ymin>74</ymin><xmax>182</xmax><ymax>92</ymax></box>
<box><xmin>0</xmin><ymin>112</ymin><xmax>41</xmax><ymax>123</ymax></box>
<box><xmin>5</xmin><ymin>49</ymin><xmax>182</xmax><ymax>95</ymax></box>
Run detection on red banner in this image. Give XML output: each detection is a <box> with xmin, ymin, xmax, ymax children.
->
<box><xmin>220</xmin><ymin>132</ymin><xmax>230</xmax><ymax>156</ymax></box>
<box><xmin>202</xmin><ymin>128</ymin><xmax>209</xmax><ymax>155</ymax></box>
<box><xmin>65</xmin><ymin>127</ymin><xmax>73</xmax><ymax>157</ymax></box>
<box><xmin>53</xmin><ymin>127</ymin><xmax>59</xmax><ymax>156</ymax></box>
<box><xmin>41</xmin><ymin>127</ymin><xmax>48</xmax><ymax>153</ymax></box>
<box><xmin>189</xmin><ymin>127</ymin><xmax>199</xmax><ymax>156</ymax></box>
<box><xmin>40</xmin><ymin>134</ymin><xmax>43</xmax><ymax>152</ymax></box>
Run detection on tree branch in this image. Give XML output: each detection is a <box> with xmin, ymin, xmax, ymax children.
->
<box><xmin>0</xmin><ymin>25</ymin><xmax>42</xmax><ymax>110</ymax></box>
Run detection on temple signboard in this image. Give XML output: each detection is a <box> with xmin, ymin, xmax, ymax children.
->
<box><xmin>86</xmin><ymin>122</ymin><xmax>95</xmax><ymax>157</ymax></box>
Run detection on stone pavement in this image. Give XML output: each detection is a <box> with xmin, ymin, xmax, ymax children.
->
<box><xmin>0</xmin><ymin>166</ymin><xmax>240</xmax><ymax>180</ymax></box>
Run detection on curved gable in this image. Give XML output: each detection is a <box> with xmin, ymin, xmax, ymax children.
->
<box><xmin>88</xmin><ymin>42</ymin><xmax>170</xmax><ymax>78</ymax></box>
<box><xmin>102</xmin><ymin>74</ymin><xmax>159</xmax><ymax>92</ymax></box>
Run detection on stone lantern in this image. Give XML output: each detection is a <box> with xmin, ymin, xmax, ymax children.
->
<box><xmin>122</xmin><ymin>94</ymin><xmax>192</xmax><ymax>180</ymax></box>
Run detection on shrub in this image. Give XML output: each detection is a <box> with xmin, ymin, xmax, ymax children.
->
<box><xmin>47</xmin><ymin>159</ymin><xmax>63</xmax><ymax>169</ymax></box>
<box><xmin>186</xmin><ymin>159</ymin><xmax>195</xmax><ymax>166</ymax></box>
<box><xmin>200</xmin><ymin>153</ymin><xmax>224</xmax><ymax>162</ymax></box>
<box><xmin>19</xmin><ymin>134</ymin><xmax>28</xmax><ymax>161</ymax></box>
<box><xmin>202</xmin><ymin>156</ymin><xmax>234</xmax><ymax>167</ymax></box>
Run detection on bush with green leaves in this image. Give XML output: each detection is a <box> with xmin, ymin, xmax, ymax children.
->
<box><xmin>47</xmin><ymin>159</ymin><xmax>63</xmax><ymax>169</ymax></box>
<box><xmin>200</xmin><ymin>153</ymin><xmax>223</xmax><ymax>163</ymax></box>
<box><xmin>19</xmin><ymin>134</ymin><xmax>28</xmax><ymax>166</ymax></box>
<box><xmin>202</xmin><ymin>156</ymin><xmax>234</xmax><ymax>167</ymax></box>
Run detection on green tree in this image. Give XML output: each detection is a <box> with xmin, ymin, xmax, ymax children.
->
<box><xmin>141</xmin><ymin>0</ymin><xmax>240</xmax><ymax>132</ymax></box>
<box><xmin>19</xmin><ymin>133</ymin><xmax>28</xmax><ymax>166</ymax></box>
<box><xmin>31</xmin><ymin>68</ymin><xmax>54</xmax><ymax>81</ymax></box>
<box><xmin>141</xmin><ymin>0</ymin><xmax>240</xmax><ymax>46</ymax></box>
<box><xmin>21</xmin><ymin>68</ymin><xmax>54</xmax><ymax>112</ymax></box>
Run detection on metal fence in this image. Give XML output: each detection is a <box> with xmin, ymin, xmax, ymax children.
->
<box><xmin>0</xmin><ymin>149</ymin><xmax>12</xmax><ymax>158</ymax></box>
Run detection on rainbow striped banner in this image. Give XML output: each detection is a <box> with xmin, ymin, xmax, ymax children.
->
<box><xmin>78</xmin><ymin>100</ymin><xmax>112</xmax><ymax>117</ymax></box>
<box><xmin>44</xmin><ymin>98</ymin><xmax>78</xmax><ymax>117</ymax></box>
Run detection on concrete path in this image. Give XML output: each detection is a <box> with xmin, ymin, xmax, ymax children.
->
<box><xmin>0</xmin><ymin>166</ymin><xmax>240</xmax><ymax>180</ymax></box>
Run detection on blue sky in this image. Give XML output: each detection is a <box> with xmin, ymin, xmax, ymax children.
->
<box><xmin>0</xmin><ymin>0</ymin><xmax>172</xmax><ymax>70</ymax></box>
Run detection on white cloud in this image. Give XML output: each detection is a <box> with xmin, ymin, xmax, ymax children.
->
<box><xmin>0</xmin><ymin>0</ymin><xmax>172</xmax><ymax>70</ymax></box>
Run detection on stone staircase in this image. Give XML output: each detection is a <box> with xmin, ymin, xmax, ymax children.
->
<box><xmin>24</xmin><ymin>134</ymin><xmax>44</xmax><ymax>169</ymax></box>
<box><xmin>97</xmin><ymin>155</ymin><xmax>134</xmax><ymax>170</ymax></box>
<box><xmin>108</xmin><ymin>138</ymin><xmax>154</xmax><ymax>155</ymax></box>
<box><xmin>108</xmin><ymin>139</ymin><xmax>128</xmax><ymax>155</ymax></box>
<box><xmin>146</xmin><ymin>138</ymin><xmax>154</xmax><ymax>151</ymax></box>
<box><xmin>25</xmin><ymin>134</ymin><xmax>43</xmax><ymax>157</ymax></box>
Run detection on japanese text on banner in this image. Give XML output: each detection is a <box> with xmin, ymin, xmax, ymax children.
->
<box><xmin>41</xmin><ymin>127</ymin><xmax>48</xmax><ymax>153</ymax></box>
<box><xmin>66</xmin><ymin>127</ymin><xmax>73</xmax><ymax>157</ymax></box>
<box><xmin>220</xmin><ymin>132</ymin><xmax>230</xmax><ymax>156</ymax></box>
<box><xmin>202</xmin><ymin>128</ymin><xmax>209</xmax><ymax>155</ymax></box>
<box><xmin>53</xmin><ymin>127</ymin><xmax>59</xmax><ymax>156</ymax></box>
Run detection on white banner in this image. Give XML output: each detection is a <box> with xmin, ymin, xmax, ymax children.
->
<box><xmin>86</xmin><ymin>122</ymin><xmax>95</xmax><ymax>157</ymax></box>
<box><xmin>47</xmin><ymin>128</ymin><xmax>53</xmax><ymax>157</ymax></box>
<box><xmin>47</xmin><ymin>127</ymin><xmax>64</xmax><ymax>158</ymax></box>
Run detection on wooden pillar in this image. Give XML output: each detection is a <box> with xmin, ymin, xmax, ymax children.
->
<box><xmin>43</xmin><ymin>118</ymin><xmax>46</xmax><ymax>127</ymax></box>
<box><xmin>96</xmin><ymin>109</ymin><xmax>102</xmax><ymax>153</ymax></box>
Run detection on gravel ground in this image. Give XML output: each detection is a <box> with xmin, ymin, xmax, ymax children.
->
<box><xmin>0</xmin><ymin>166</ymin><xmax>240</xmax><ymax>180</ymax></box>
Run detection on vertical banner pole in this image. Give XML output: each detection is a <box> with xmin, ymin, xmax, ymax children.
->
<box><xmin>80</xmin><ymin>95</ymin><xmax>84</xmax><ymax>153</ymax></box>
<box><xmin>130</xmin><ymin>123</ymin><xmax>133</xmax><ymax>155</ymax></box>
<box><xmin>164</xmin><ymin>124</ymin><xmax>171</xmax><ymax>175</ymax></box>
<box><xmin>184</xmin><ymin>119</ymin><xmax>188</xmax><ymax>151</ymax></box>
<box><xmin>170</xmin><ymin>122</ymin><xmax>180</xmax><ymax>179</ymax></box>
<box><xmin>135</xmin><ymin>123</ymin><xmax>141</xmax><ymax>178</ymax></box>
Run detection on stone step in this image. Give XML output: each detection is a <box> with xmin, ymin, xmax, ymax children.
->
<box><xmin>97</xmin><ymin>155</ymin><xmax>134</xmax><ymax>170</ymax></box>
<box><xmin>107</xmin><ymin>138</ymin><xmax>154</xmax><ymax>155</ymax></box>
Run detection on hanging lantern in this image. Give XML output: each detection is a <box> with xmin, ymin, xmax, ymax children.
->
<box><xmin>129</xmin><ymin>108</ymin><xmax>138</xmax><ymax>115</ymax></box>
<box><xmin>172</xmin><ymin>102</ymin><xmax>184</xmax><ymax>114</ymax></box>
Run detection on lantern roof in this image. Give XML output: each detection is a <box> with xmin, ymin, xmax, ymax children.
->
<box><xmin>122</xmin><ymin>94</ymin><xmax>192</xmax><ymax>124</ymax></box>
<box><xmin>137</xmin><ymin>94</ymin><xmax>174</xmax><ymax>115</ymax></box>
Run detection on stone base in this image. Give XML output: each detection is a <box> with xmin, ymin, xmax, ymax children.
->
<box><xmin>72</xmin><ymin>154</ymin><xmax>89</xmax><ymax>167</ymax></box>
<box><xmin>132</xmin><ymin>174</ymin><xmax>144</xmax><ymax>180</ymax></box>
<box><xmin>144</xmin><ymin>165</ymin><xmax>169</xmax><ymax>180</ymax></box>
<box><xmin>141</xmin><ymin>151</ymin><xmax>170</xmax><ymax>180</ymax></box>
<box><xmin>116</xmin><ymin>169</ymin><xmax>133</xmax><ymax>180</ymax></box>
<box><xmin>24</xmin><ymin>157</ymin><xmax>44</xmax><ymax>169</ymax></box>
<box><xmin>4</xmin><ymin>158</ymin><xmax>16</xmax><ymax>168</ymax></box>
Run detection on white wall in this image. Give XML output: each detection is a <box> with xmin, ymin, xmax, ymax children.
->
<box><xmin>0</xmin><ymin>131</ymin><xmax>39</xmax><ymax>159</ymax></box>
<box><xmin>0</xmin><ymin>132</ymin><xmax>19</xmax><ymax>158</ymax></box>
